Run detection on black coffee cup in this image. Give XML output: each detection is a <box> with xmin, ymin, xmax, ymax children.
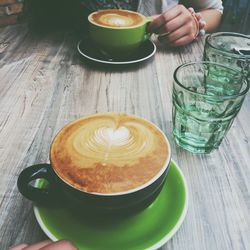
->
<box><xmin>17</xmin><ymin>113</ymin><xmax>171</xmax><ymax>214</ymax></box>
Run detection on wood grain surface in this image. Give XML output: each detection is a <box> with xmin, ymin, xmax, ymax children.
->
<box><xmin>0</xmin><ymin>23</ymin><xmax>250</xmax><ymax>250</ymax></box>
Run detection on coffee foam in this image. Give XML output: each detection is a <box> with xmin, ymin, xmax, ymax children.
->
<box><xmin>50</xmin><ymin>113</ymin><xmax>168</xmax><ymax>194</ymax></box>
<box><xmin>90</xmin><ymin>9</ymin><xmax>144</xmax><ymax>28</ymax></box>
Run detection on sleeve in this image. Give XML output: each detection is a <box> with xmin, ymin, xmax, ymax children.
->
<box><xmin>187</xmin><ymin>0</ymin><xmax>224</xmax><ymax>13</ymax></box>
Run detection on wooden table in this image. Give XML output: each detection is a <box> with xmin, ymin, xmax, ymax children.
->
<box><xmin>1</xmin><ymin>23</ymin><xmax>250</xmax><ymax>250</ymax></box>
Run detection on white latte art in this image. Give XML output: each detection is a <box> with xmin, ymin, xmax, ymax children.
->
<box><xmin>99</xmin><ymin>14</ymin><xmax>134</xmax><ymax>27</ymax></box>
<box><xmin>72</xmin><ymin>122</ymin><xmax>154</xmax><ymax>166</ymax></box>
<box><xmin>96</xmin><ymin>127</ymin><xmax>130</xmax><ymax>146</ymax></box>
<box><xmin>90</xmin><ymin>9</ymin><xmax>145</xmax><ymax>29</ymax></box>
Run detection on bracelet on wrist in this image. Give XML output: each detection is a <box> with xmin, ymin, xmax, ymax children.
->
<box><xmin>188</xmin><ymin>7</ymin><xmax>206</xmax><ymax>39</ymax></box>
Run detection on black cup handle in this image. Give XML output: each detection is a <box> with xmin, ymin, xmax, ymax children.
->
<box><xmin>17</xmin><ymin>164</ymin><xmax>58</xmax><ymax>203</ymax></box>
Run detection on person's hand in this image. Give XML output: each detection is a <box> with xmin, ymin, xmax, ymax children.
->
<box><xmin>147</xmin><ymin>4</ymin><xmax>199</xmax><ymax>47</ymax></box>
<box><xmin>8</xmin><ymin>240</ymin><xmax>78</xmax><ymax>250</ymax></box>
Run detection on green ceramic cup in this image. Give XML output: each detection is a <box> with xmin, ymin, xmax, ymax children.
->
<box><xmin>88</xmin><ymin>9</ymin><xmax>152</xmax><ymax>59</ymax></box>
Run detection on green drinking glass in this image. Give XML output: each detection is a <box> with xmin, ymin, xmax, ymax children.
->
<box><xmin>172</xmin><ymin>61</ymin><xmax>249</xmax><ymax>154</ymax></box>
<box><xmin>204</xmin><ymin>32</ymin><xmax>250</xmax><ymax>80</ymax></box>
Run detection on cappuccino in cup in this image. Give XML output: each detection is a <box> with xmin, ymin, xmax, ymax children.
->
<box><xmin>50</xmin><ymin>112</ymin><xmax>169</xmax><ymax>194</ymax></box>
<box><xmin>88</xmin><ymin>9</ymin><xmax>152</xmax><ymax>59</ymax></box>
<box><xmin>89</xmin><ymin>9</ymin><xmax>145</xmax><ymax>28</ymax></box>
<box><xmin>18</xmin><ymin>113</ymin><xmax>171</xmax><ymax>212</ymax></box>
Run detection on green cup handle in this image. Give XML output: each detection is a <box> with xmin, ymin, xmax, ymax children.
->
<box><xmin>143</xmin><ymin>17</ymin><xmax>153</xmax><ymax>42</ymax></box>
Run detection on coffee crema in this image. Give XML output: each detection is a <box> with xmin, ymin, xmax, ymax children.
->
<box><xmin>89</xmin><ymin>9</ymin><xmax>145</xmax><ymax>28</ymax></box>
<box><xmin>50</xmin><ymin>113</ymin><xmax>169</xmax><ymax>194</ymax></box>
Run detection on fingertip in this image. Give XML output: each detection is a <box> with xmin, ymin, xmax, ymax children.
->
<box><xmin>188</xmin><ymin>7</ymin><xmax>194</xmax><ymax>13</ymax></box>
<box><xmin>39</xmin><ymin>240</ymin><xmax>78</xmax><ymax>250</ymax></box>
<box><xmin>58</xmin><ymin>239</ymin><xmax>76</xmax><ymax>246</ymax></box>
<box><xmin>195</xmin><ymin>13</ymin><xmax>202</xmax><ymax>19</ymax></box>
<box><xmin>8</xmin><ymin>243</ymin><xmax>29</xmax><ymax>250</ymax></box>
<box><xmin>57</xmin><ymin>240</ymin><xmax>78</xmax><ymax>250</ymax></box>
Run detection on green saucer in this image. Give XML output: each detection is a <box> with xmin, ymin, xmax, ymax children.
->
<box><xmin>34</xmin><ymin>160</ymin><xmax>188</xmax><ymax>250</ymax></box>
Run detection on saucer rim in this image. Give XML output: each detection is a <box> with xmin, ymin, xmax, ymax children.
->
<box><xmin>77</xmin><ymin>39</ymin><xmax>157</xmax><ymax>65</ymax></box>
<box><xmin>34</xmin><ymin>159</ymin><xmax>188</xmax><ymax>250</ymax></box>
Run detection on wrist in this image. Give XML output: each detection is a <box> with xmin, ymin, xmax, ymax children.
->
<box><xmin>188</xmin><ymin>8</ymin><xmax>206</xmax><ymax>39</ymax></box>
<box><xmin>196</xmin><ymin>12</ymin><xmax>206</xmax><ymax>36</ymax></box>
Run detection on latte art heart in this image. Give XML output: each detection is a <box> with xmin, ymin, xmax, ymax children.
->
<box><xmin>96</xmin><ymin>127</ymin><xmax>130</xmax><ymax>146</ymax></box>
<box><xmin>72</xmin><ymin>124</ymin><xmax>153</xmax><ymax>165</ymax></box>
<box><xmin>50</xmin><ymin>113</ymin><xmax>169</xmax><ymax>194</ymax></box>
<box><xmin>99</xmin><ymin>14</ymin><xmax>135</xmax><ymax>27</ymax></box>
<box><xmin>90</xmin><ymin>9</ymin><xmax>145</xmax><ymax>28</ymax></box>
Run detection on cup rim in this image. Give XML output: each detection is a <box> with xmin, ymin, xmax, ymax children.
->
<box><xmin>49</xmin><ymin>112</ymin><xmax>172</xmax><ymax>197</ymax></box>
<box><xmin>205</xmin><ymin>32</ymin><xmax>250</xmax><ymax>59</ymax></box>
<box><xmin>173</xmin><ymin>61</ymin><xmax>250</xmax><ymax>100</ymax></box>
<box><xmin>88</xmin><ymin>9</ymin><xmax>150</xmax><ymax>30</ymax></box>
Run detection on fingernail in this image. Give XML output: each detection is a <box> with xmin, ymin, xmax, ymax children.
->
<box><xmin>188</xmin><ymin>7</ymin><xmax>194</xmax><ymax>13</ymax></box>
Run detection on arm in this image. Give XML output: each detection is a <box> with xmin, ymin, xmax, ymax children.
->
<box><xmin>198</xmin><ymin>9</ymin><xmax>222</xmax><ymax>32</ymax></box>
<box><xmin>187</xmin><ymin>0</ymin><xmax>223</xmax><ymax>31</ymax></box>
<box><xmin>147</xmin><ymin>1</ymin><xmax>223</xmax><ymax>47</ymax></box>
